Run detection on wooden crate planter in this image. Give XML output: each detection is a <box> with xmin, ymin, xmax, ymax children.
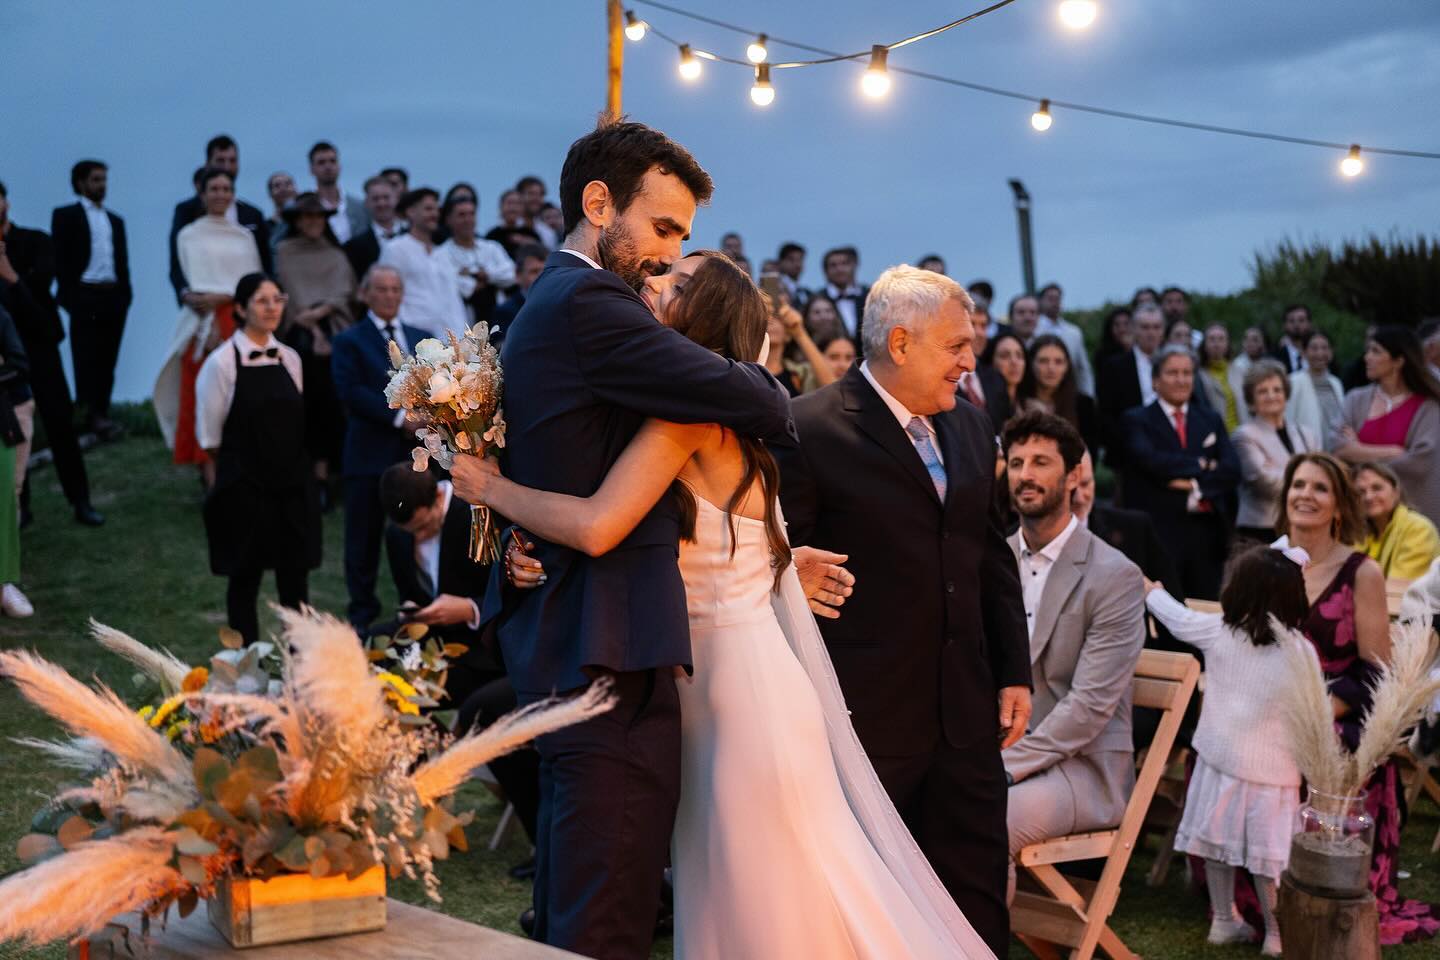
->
<box><xmin>206</xmin><ymin>866</ymin><xmax>387</xmax><ymax>948</ymax></box>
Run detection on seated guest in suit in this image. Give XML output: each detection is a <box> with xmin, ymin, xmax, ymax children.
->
<box><xmin>0</xmin><ymin>180</ymin><xmax>102</xmax><ymax>527</ymax></box>
<box><xmin>343</xmin><ymin>176</ymin><xmax>404</xmax><ymax>284</ymax></box>
<box><xmin>1122</xmin><ymin>345</ymin><xmax>1240</xmax><ymax>600</ymax></box>
<box><xmin>1099</xmin><ymin>303</ymin><xmax>1165</xmax><ymax>471</ymax></box>
<box><xmin>168</xmin><ymin>135</ymin><xmax>270</xmax><ymax>305</ymax></box>
<box><xmin>377</xmin><ymin>463</ymin><xmax>539</xmax><ymax>847</ymax></box>
<box><xmin>1232</xmin><ymin>359</ymin><xmax>1317</xmax><ymax>541</ymax></box>
<box><xmin>492</xmin><ymin>244</ymin><xmax>548</xmax><ymax>344</ymax></box>
<box><xmin>196</xmin><ymin>273</ymin><xmax>320</xmax><ymax>645</ymax></box>
<box><xmin>1354</xmin><ymin>461</ymin><xmax>1440</xmax><ymax>581</ymax></box>
<box><xmin>331</xmin><ymin>265</ymin><xmax>428</xmax><ymax>631</ymax></box>
<box><xmin>1000</xmin><ymin>411</ymin><xmax>1146</xmax><ymax>903</ymax></box>
<box><xmin>1015</xmin><ymin>334</ymin><xmax>1101</xmax><ymax>455</ymax></box>
<box><xmin>50</xmin><ymin>160</ymin><xmax>132</xmax><ymax>438</ymax></box>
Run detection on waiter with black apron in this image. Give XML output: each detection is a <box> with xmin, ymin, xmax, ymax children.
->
<box><xmin>196</xmin><ymin>272</ymin><xmax>321</xmax><ymax>644</ymax></box>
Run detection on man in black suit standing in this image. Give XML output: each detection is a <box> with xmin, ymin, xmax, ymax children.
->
<box><xmin>820</xmin><ymin>245</ymin><xmax>869</xmax><ymax>350</ymax></box>
<box><xmin>1271</xmin><ymin>303</ymin><xmax>1312</xmax><ymax>374</ymax></box>
<box><xmin>0</xmin><ymin>180</ymin><xmax>103</xmax><ymax>527</ymax></box>
<box><xmin>775</xmin><ymin>264</ymin><xmax>1031</xmax><ymax>957</ymax></box>
<box><xmin>343</xmin><ymin>175</ymin><xmax>404</xmax><ymax>285</ymax></box>
<box><xmin>51</xmin><ymin>160</ymin><xmax>131</xmax><ymax>438</ymax></box>
<box><xmin>168</xmin><ymin>134</ymin><xmax>270</xmax><ymax>306</ymax></box>
<box><xmin>331</xmin><ymin>265</ymin><xmax>428</xmax><ymax>632</ymax></box>
<box><xmin>1121</xmin><ymin>345</ymin><xmax>1239</xmax><ymax>600</ymax></box>
<box><xmin>450</xmin><ymin>120</ymin><xmax>794</xmax><ymax>960</ymax></box>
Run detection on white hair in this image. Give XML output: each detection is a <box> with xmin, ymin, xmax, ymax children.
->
<box><xmin>360</xmin><ymin>263</ymin><xmax>404</xmax><ymax>291</ymax></box>
<box><xmin>861</xmin><ymin>264</ymin><xmax>972</xmax><ymax>359</ymax></box>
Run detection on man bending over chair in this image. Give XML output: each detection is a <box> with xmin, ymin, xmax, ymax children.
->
<box><xmin>1000</xmin><ymin>411</ymin><xmax>1147</xmax><ymax>901</ymax></box>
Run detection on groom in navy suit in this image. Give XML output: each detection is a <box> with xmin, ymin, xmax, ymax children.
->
<box><xmin>331</xmin><ymin>264</ymin><xmax>429</xmax><ymax>631</ymax></box>
<box><xmin>452</xmin><ymin>121</ymin><xmax>795</xmax><ymax>960</ymax></box>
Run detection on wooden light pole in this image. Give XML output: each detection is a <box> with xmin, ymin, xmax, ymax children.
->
<box><xmin>606</xmin><ymin>0</ymin><xmax>624</xmax><ymax>118</ymax></box>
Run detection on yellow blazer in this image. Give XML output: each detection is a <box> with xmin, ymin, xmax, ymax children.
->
<box><xmin>1365</xmin><ymin>504</ymin><xmax>1440</xmax><ymax>581</ymax></box>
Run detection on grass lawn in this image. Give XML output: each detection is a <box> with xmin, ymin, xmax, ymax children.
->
<box><xmin>3</xmin><ymin>426</ymin><xmax>1439</xmax><ymax>959</ymax></box>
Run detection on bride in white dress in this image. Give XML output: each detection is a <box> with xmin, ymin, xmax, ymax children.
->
<box><xmin>459</xmin><ymin>251</ymin><xmax>993</xmax><ymax>959</ymax></box>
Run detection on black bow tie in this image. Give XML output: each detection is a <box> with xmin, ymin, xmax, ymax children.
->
<box><xmin>248</xmin><ymin>348</ymin><xmax>279</xmax><ymax>360</ymax></box>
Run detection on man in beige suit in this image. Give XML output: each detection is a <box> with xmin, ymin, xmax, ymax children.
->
<box><xmin>999</xmin><ymin>411</ymin><xmax>1147</xmax><ymax>901</ymax></box>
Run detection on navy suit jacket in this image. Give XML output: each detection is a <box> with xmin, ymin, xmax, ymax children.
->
<box><xmin>486</xmin><ymin>251</ymin><xmax>796</xmax><ymax>695</ymax></box>
<box><xmin>331</xmin><ymin>317</ymin><xmax>428</xmax><ymax>478</ymax></box>
<box><xmin>1120</xmin><ymin>400</ymin><xmax>1239</xmax><ymax>527</ymax></box>
<box><xmin>168</xmin><ymin>196</ymin><xmax>271</xmax><ymax>303</ymax></box>
<box><xmin>774</xmin><ymin>366</ymin><xmax>1031</xmax><ymax>755</ymax></box>
<box><xmin>50</xmin><ymin>203</ymin><xmax>132</xmax><ymax>310</ymax></box>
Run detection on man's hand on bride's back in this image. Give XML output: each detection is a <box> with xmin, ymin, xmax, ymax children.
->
<box><xmin>451</xmin><ymin>453</ymin><xmax>501</xmax><ymax>506</ymax></box>
<box><xmin>793</xmin><ymin>547</ymin><xmax>854</xmax><ymax>619</ymax></box>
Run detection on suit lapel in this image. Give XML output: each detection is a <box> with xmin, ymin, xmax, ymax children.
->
<box><xmin>842</xmin><ymin>368</ymin><xmax>940</xmax><ymax>505</ymax></box>
<box><xmin>1030</xmin><ymin>526</ymin><xmax>1090</xmax><ymax>663</ymax></box>
<box><xmin>72</xmin><ymin>204</ymin><xmax>91</xmax><ymax>254</ymax></box>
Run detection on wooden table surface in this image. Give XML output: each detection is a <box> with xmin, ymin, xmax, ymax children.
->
<box><xmin>72</xmin><ymin>899</ymin><xmax>583</xmax><ymax>960</ymax></box>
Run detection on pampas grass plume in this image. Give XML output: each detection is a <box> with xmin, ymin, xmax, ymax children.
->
<box><xmin>90</xmin><ymin>619</ymin><xmax>191</xmax><ymax>695</ymax></box>
<box><xmin>413</xmin><ymin>678</ymin><xmax>615</xmax><ymax>806</ymax></box>
<box><xmin>1275</xmin><ymin>618</ymin><xmax>1350</xmax><ymax>797</ymax></box>
<box><xmin>0</xmin><ymin>827</ymin><xmax>181</xmax><ymax>943</ymax></box>
<box><xmin>0</xmin><ymin>650</ymin><xmax>191</xmax><ymax>787</ymax></box>
<box><xmin>1353</xmin><ymin>615</ymin><xmax>1440</xmax><ymax>788</ymax></box>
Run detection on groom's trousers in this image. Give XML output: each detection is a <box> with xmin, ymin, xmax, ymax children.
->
<box><xmin>527</xmin><ymin>667</ymin><xmax>680</xmax><ymax>960</ymax></box>
<box><xmin>872</xmin><ymin>737</ymin><xmax>1011</xmax><ymax>957</ymax></box>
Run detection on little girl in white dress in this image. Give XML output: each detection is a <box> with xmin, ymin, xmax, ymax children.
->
<box><xmin>1144</xmin><ymin>544</ymin><xmax>1313</xmax><ymax>957</ymax></box>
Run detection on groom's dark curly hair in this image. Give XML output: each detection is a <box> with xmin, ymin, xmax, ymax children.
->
<box><xmin>559</xmin><ymin>116</ymin><xmax>713</xmax><ymax>237</ymax></box>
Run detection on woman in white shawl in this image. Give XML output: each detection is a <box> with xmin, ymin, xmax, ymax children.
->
<box><xmin>154</xmin><ymin>168</ymin><xmax>261</xmax><ymax>470</ymax></box>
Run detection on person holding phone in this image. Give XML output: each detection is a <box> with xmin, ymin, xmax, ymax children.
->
<box><xmin>760</xmin><ymin>273</ymin><xmax>836</xmax><ymax>397</ymax></box>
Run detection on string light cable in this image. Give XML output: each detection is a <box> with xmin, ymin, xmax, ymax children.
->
<box><xmin>627</xmin><ymin>0</ymin><xmax>1440</xmax><ymax>163</ymax></box>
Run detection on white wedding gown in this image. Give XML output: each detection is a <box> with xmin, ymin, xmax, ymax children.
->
<box><xmin>671</xmin><ymin>495</ymin><xmax>994</xmax><ymax>959</ymax></box>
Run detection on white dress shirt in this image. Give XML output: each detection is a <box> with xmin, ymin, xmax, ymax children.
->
<box><xmin>559</xmin><ymin>247</ymin><xmax>602</xmax><ymax>270</ymax></box>
<box><xmin>324</xmin><ymin>192</ymin><xmax>353</xmax><ymax>244</ymax></box>
<box><xmin>368</xmin><ymin>311</ymin><xmax>411</xmax><ymax>430</ymax></box>
<box><xmin>379</xmin><ymin>234</ymin><xmax>470</xmax><ymax>339</ymax></box>
<box><xmin>860</xmin><ymin>361</ymin><xmax>943</xmax><ymax>465</ymax></box>
<box><xmin>437</xmin><ymin>237</ymin><xmax>518</xmax><ymax>322</ymax></box>
<box><xmin>371</xmin><ymin>220</ymin><xmax>402</xmax><ymax>244</ymax></box>
<box><xmin>413</xmin><ymin>481</ymin><xmax>483</xmax><ymax>629</ymax></box>
<box><xmin>193</xmin><ymin>330</ymin><xmax>303</xmax><ymax>450</ymax></box>
<box><xmin>1014</xmin><ymin>514</ymin><xmax>1080</xmax><ymax>653</ymax></box>
<box><xmin>1133</xmin><ymin>346</ymin><xmax>1157</xmax><ymax>407</ymax></box>
<box><xmin>826</xmin><ymin>283</ymin><xmax>864</xmax><ymax>337</ymax></box>
<box><xmin>78</xmin><ymin>197</ymin><xmax>117</xmax><ymax>283</ymax></box>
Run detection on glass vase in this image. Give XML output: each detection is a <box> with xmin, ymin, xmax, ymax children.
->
<box><xmin>1288</xmin><ymin>788</ymin><xmax>1375</xmax><ymax>897</ymax></box>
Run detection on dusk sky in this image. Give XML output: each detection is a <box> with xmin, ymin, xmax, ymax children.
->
<box><xmin>3</xmin><ymin>0</ymin><xmax>1437</xmax><ymax>401</ymax></box>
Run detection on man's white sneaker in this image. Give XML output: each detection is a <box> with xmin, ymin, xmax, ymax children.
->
<box><xmin>1</xmin><ymin>583</ymin><xmax>34</xmax><ymax>618</ymax></box>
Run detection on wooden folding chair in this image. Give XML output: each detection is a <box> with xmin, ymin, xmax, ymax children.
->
<box><xmin>1012</xmin><ymin>649</ymin><xmax>1201</xmax><ymax>960</ymax></box>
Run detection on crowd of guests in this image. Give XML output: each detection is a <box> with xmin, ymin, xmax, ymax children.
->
<box><xmin>3</xmin><ymin>128</ymin><xmax>1440</xmax><ymax>955</ymax></box>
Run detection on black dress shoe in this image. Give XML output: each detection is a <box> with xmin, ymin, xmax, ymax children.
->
<box><xmin>74</xmin><ymin>504</ymin><xmax>105</xmax><ymax>527</ymax></box>
<box><xmin>518</xmin><ymin>907</ymin><xmax>536</xmax><ymax>938</ymax></box>
<box><xmin>508</xmin><ymin>856</ymin><xmax>536</xmax><ymax>881</ymax></box>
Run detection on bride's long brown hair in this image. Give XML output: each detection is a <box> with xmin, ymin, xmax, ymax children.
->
<box><xmin>664</xmin><ymin>251</ymin><xmax>791</xmax><ymax>590</ymax></box>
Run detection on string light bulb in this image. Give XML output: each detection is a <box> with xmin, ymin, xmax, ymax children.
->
<box><xmin>1058</xmin><ymin>0</ymin><xmax>1098</xmax><ymax>29</ymax></box>
<box><xmin>678</xmin><ymin>44</ymin><xmax>702</xmax><ymax>81</ymax></box>
<box><xmin>1340</xmin><ymin>144</ymin><xmax>1364</xmax><ymax>177</ymax></box>
<box><xmin>1031</xmin><ymin>99</ymin><xmax>1053</xmax><ymax>131</ymax></box>
<box><xmin>747</xmin><ymin>34</ymin><xmax>769</xmax><ymax>64</ymax></box>
<box><xmin>750</xmin><ymin>63</ymin><xmax>775</xmax><ymax>106</ymax></box>
<box><xmin>861</xmin><ymin>45</ymin><xmax>892</xmax><ymax>99</ymax></box>
<box><xmin>624</xmin><ymin>10</ymin><xmax>647</xmax><ymax>42</ymax></box>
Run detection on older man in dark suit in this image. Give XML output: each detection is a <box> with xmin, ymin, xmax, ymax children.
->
<box><xmin>1122</xmin><ymin>345</ymin><xmax>1240</xmax><ymax>600</ymax></box>
<box><xmin>331</xmin><ymin>265</ymin><xmax>428</xmax><ymax>632</ymax></box>
<box><xmin>51</xmin><ymin>160</ymin><xmax>132</xmax><ymax>437</ymax></box>
<box><xmin>775</xmin><ymin>264</ymin><xmax>1031</xmax><ymax>956</ymax></box>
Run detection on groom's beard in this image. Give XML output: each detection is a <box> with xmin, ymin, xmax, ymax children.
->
<box><xmin>597</xmin><ymin>221</ymin><xmax>663</xmax><ymax>292</ymax></box>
